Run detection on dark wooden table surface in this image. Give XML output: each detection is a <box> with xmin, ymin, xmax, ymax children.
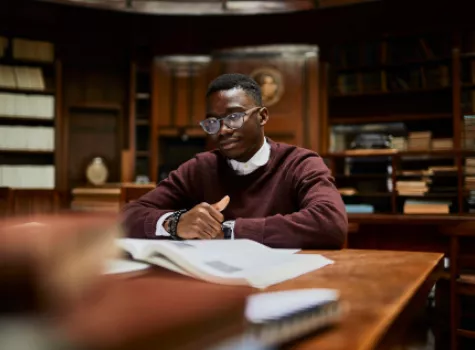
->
<box><xmin>58</xmin><ymin>249</ymin><xmax>443</xmax><ymax>350</ymax></box>
<box><xmin>271</xmin><ymin>249</ymin><xmax>443</xmax><ymax>350</ymax></box>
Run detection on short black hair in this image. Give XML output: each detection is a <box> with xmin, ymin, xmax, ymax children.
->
<box><xmin>206</xmin><ymin>73</ymin><xmax>262</xmax><ymax>106</ymax></box>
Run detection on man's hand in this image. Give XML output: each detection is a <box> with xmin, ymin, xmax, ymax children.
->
<box><xmin>176</xmin><ymin>196</ymin><xmax>230</xmax><ymax>239</ymax></box>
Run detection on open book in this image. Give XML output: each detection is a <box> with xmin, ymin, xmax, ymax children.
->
<box><xmin>117</xmin><ymin>239</ymin><xmax>333</xmax><ymax>289</ymax></box>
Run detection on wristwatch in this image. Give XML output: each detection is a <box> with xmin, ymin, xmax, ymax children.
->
<box><xmin>164</xmin><ymin>209</ymin><xmax>187</xmax><ymax>240</ymax></box>
<box><xmin>222</xmin><ymin>220</ymin><xmax>235</xmax><ymax>239</ymax></box>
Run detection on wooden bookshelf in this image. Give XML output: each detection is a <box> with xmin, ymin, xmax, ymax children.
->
<box><xmin>322</xmin><ymin>149</ymin><xmax>474</xmax><ymax>215</ymax></box>
<box><xmin>0</xmin><ymin>35</ymin><xmax>60</xmax><ymax>190</ymax></box>
<box><xmin>128</xmin><ymin>57</ymin><xmax>156</xmax><ymax>183</ymax></box>
<box><xmin>321</xmin><ymin>31</ymin><xmax>475</xmax><ymax>216</ymax></box>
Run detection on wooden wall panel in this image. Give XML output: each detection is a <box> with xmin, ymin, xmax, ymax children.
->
<box><xmin>156</xmin><ymin>68</ymin><xmax>172</xmax><ymax>127</ymax></box>
<box><xmin>67</xmin><ymin>108</ymin><xmax>121</xmax><ymax>188</ymax></box>
<box><xmin>152</xmin><ymin>57</ymin><xmax>212</xmax><ymax>180</ymax></box>
<box><xmin>11</xmin><ymin>190</ymin><xmax>60</xmax><ymax>217</ymax></box>
<box><xmin>154</xmin><ymin>57</ymin><xmax>211</xmax><ymax>130</ymax></box>
<box><xmin>192</xmin><ymin>71</ymin><xmax>207</xmax><ymax>127</ymax></box>
<box><xmin>210</xmin><ymin>45</ymin><xmax>321</xmax><ymax>151</ymax></box>
<box><xmin>306</xmin><ymin>56</ymin><xmax>320</xmax><ymax>153</ymax></box>
<box><xmin>175</xmin><ymin>76</ymin><xmax>190</xmax><ymax>127</ymax></box>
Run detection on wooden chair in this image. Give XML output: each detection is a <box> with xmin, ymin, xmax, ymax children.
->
<box><xmin>119</xmin><ymin>183</ymin><xmax>156</xmax><ymax>208</ymax></box>
<box><xmin>440</xmin><ymin>222</ymin><xmax>475</xmax><ymax>350</ymax></box>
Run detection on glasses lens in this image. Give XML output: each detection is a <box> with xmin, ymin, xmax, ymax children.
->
<box><xmin>224</xmin><ymin>113</ymin><xmax>244</xmax><ymax>129</ymax></box>
<box><xmin>201</xmin><ymin>118</ymin><xmax>220</xmax><ymax>134</ymax></box>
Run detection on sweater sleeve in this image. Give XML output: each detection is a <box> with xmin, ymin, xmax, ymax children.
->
<box><xmin>234</xmin><ymin>156</ymin><xmax>348</xmax><ymax>249</ymax></box>
<box><xmin>120</xmin><ymin>158</ymin><xmax>200</xmax><ymax>239</ymax></box>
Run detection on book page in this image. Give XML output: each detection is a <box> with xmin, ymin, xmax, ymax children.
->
<box><xmin>116</xmin><ymin>238</ymin><xmax>149</xmax><ymax>259</ymax></box>
<box><xmin>129</xmin><ymin>239</ymin><xmax>333</xmax><ymax>288</ymax></box>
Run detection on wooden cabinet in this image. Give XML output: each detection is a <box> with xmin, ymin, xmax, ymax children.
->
<box><xmin>154</xmin><ymin>55</ymin><xmax>211</xmax><ymax>130</ymax></box>
<box><xmin>152</xmin><ymin>56</ymin><xmax>212</xmax><ymax>182</ymax></box>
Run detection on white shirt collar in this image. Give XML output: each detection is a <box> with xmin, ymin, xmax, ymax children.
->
<box><xmin>228</xmin><ymin>139</ymin><xmax>271</xmax><ymax>175</ymax></box>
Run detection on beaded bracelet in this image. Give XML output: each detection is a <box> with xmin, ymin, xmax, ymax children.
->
<box><xmin>168</xmin><ymin>209</ymin><xmax>187</xmax><ymax>240</ymax></box>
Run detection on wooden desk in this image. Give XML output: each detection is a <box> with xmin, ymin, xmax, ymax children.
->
<box><xmin>274</xmin><ymin>249</ymin><xmax>443</xmax><ymax>350</ymax></box>
<box><xmin>347</xmin><ymin>214</ymin><xmax>475</xmax><ymax>253</ymax></box>
<box><xmin>348</xmin><ymin>213</ymin><xmax>475</xmax><ymax>225</ymax></box>
<box><xmin>59</xmin><ymin>249</ymin><xmax>442</xmax><ymax>350</ymax></box>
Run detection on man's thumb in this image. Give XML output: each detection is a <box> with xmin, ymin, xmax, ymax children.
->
<box><xmin>212</xmin><ymin>195</ymin><xmax>230</xmax><ymax>212</ymax></box>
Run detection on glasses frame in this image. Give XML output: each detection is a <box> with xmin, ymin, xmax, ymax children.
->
<box><xmin>199</xmin><ymin>107</ymin><xmax>261</xmax><ymax>135</ymax></box>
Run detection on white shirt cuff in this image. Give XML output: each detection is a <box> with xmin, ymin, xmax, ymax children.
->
<box><xmin>155</xmin><ymin>212</ymin><xmax>174</xmax><ymax>237</ymax></box>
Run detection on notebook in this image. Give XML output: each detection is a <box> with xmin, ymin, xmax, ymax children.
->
<box><xmin>245</xmin><ymin>288</ymin><xmax>342</xmax><ymax>346</ymax></box>
<box><xmin>211</xmin><ymin>288</ymin><xmax>342</xmax><ymax>349</ymax></box>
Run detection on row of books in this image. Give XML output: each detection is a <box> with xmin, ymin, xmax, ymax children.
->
<box><xmin>463</xmin><ymin>115</ymin><xmax>475</xmax><ymax>149</ymax></box>
<box><xmin>0</xmin><ymin>93</ymin><xmax>55</xmax><ymax>118</ymax></box>
<box><xmin>0</xmin><ymin>65</ymin><xmax>46</xmax><ymax>90</ymax></box>
<box><xmin>331</xmin><ymin>36</ymin><xmax>449</xmax><ymax>68</ymax></box>
<box><xmin>403</xmin><ymin>199</ymin><xmax>451</xmax><ymax>214</ymax></box>
<box><xmin>0</xmin><ymin>36</ymin><xmax>54</xmax><ymax>63</ymax></box>
<box><xmin>0</xmin><ymin>165</ymin><xmax>55</xmax><ymax>188</ymax></box>
<box><xmin>344</xmin><ymin>199</ymin><xmax>450</xmax><ymax>214</ymax></box>
<box><xmin>396</xmin><ymin>166</ymin><xmax>458</xmax><ymax>196</ymax></box>
<box><xmin>0</xmin><ymin>126</ymin><xmax>55</xmax><ymax>151</ymax></box>
<box><xmin>391</xmin><ymin>134</ymin><xmax>453</xmax><ymax>151</ymax></box>
<box><xmin>333</xmin><ymin>66</ymin><xmax>450</xmax><ymax>94</ymax></box>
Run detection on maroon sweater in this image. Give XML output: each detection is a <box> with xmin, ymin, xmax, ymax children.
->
<box><xmin>121</xmin><ymin>140</ymin><xmax>348</xmax><ymax>249</ymax></box>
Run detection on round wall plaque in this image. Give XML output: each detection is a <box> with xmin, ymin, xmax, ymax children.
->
<box><xmin>250</xmin><ymin>67</ymin><xmax>284</xmax><ymax>107</ymax></box>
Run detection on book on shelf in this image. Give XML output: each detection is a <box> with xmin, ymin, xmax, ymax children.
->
<box><xmin>464</xmin><ymin>158</ymin><xmax>475</xmax><ymax>211</ymax></box>
<box><xmin>391</xmin><ymin>136</ymin><xmax>406</xmax><ymax>151</ymax></box>
<box><xmin>0</xmin><ymin>93</ymin><xmax>55</xmax><ymax>118</ymax></box>
<box><xmin>403</xmin><ymin>199</ymin><xmax>451</xmax><ymax>214</ymax></box>
<box><xmin>0</xmin><ymin>126</ymin><xmax>54</xmax><ymax>151</ymax></box>
<box><xmin>396</xmin><ymin>180</ymin><xmax>428</xmax><ymax>196</ymax></box>
<box><xmin>12</xmin><ymin>38</ymin><xmax>54</xmax><ymax>63</ymax></box>
<box><xmin>463</xmin><ymin>115</ymin><xmax>475</xmax><ymax>149</ymax></box>
<box><xmin>0</xmin><ymin>65</ymin><xmax>46</xmax><ymax>90</ymax></box>
<box><xmin>407</xmin><ymin>131</ymin><xmax>431</xmax><ymax>151</ymax></box>
<box><xmin>0</xmin><ymin>165</ymin><xmax>55</xmax><ymax>189</ymax></box>
<box><xmin>431</xmin><ymin>138</ymin><xmax>453</xmax><ymax>150</ymax></box>
<box><xmin>117</xmin><ymin>238</ymin><xmax>333</xmax><ymax>289</ymax></box>
<box><xmin>344</xmin><ymin>204</ymin><xmax>374</xmax><ymax>213</ymax></box>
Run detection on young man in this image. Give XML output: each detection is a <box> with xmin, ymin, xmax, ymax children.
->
<box><xmin>121</xmin><ymin>73</ymin><xmax>347</xmax><ymax>249</ymax></box>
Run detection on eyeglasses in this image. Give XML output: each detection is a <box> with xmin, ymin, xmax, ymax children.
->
<box><xmin>199</xmin><ymin>107</ymin><xmax>260</xmax><ymax>135</ymax></box>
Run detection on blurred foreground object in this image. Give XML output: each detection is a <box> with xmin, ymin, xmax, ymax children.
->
<box><xmin>0</xmin><ymin>213</ymin><xmax>122</xmax><ymax>315</ymax></box>
<box><xmin>38</xmin><ymin>0</ymin><xmax>316</xmax><ymax>15</ymax></box>
<box><xmin>59</xmin><ymin>268</ymin><xmax>253</xmax><ymax>350</ymax></box>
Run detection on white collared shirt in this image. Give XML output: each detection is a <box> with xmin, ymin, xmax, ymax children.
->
<box><xmin>156</xmin><ymin>139</ymin><xmax>271</xmax><ymax>236</ymax></box>
<box><xmin>227</xmin><ymin>139</ymin><xmax>271</xmax><ymax>175</ymax></box>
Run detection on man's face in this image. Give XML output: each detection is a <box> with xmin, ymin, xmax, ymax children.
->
<box><xmin>206</xmin><ymin>88</ymin><xmax>268</xmax><ymax>162</ymax></box>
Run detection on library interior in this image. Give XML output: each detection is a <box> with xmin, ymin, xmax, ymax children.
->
<box><xmin>1</xmin><ymin>0</ymin><xmax>475</xmax><ymax>349</ymax></box>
